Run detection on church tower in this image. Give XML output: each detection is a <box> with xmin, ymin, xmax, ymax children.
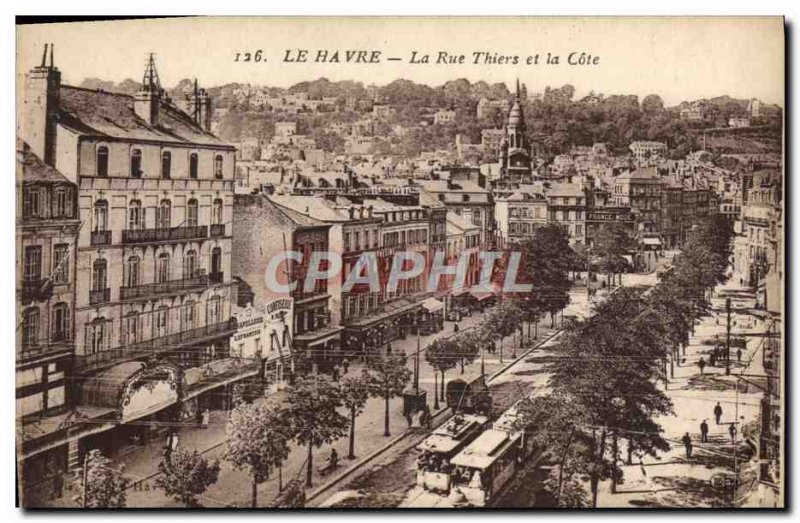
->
<box><xmin>500</xmin><ymin>79</ymin><xmax>532</xmax><ymax>182</ymax></box>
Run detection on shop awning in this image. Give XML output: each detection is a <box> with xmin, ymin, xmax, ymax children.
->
<box><xmin>421</xmin><ymin>297</ymin><xmax>444</xmax><ymax>313</ymax></box>
<box><xmin>622</xmin><ymin>255</ymin><xmax>634</xmax><ymax>266</ymax></box>
<box><xmin>642</xmin><ymin>237</ymin><xmax>662</xmax><ymax>246</ymax></box>
<box><xmin>294</xmin><ymin>325</ymin><xmax>343</xmax><ymax>346</ymax></box>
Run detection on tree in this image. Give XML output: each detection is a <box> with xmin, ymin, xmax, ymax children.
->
<box><xmin>641</xmin><ymin>94</ymin><xmax>665</xmax><ymax>114</ymax></box>
<box><xmin>425</xmin><ymin>338</ymin><xmax>459</xmax><ymax>400</ymax></box>
<box><xmin>593</xmin><ymin>222</ymin><xmax>637</xmax><ymax>285</ymax></box>
<box><xmin>156</xmin><ymin>448</ymin><xmax>220</xmax><ymax>507</ymax></box>
<box><xmin>225</xmin><ymin>401</ymin><xmax>291</xmax><ymax>507</ymax></box>
<box><xmin>515</xmin><ymin>226</ymin><xmax>573</xmax><ymax>327</ymax></box>
<box><xmin>72</xmin><ymin>449</ymin><xmax>130</xmax><ymax>508</ymax></box>
<box><xmin>340</xmin><ymin>374</ymin><xmax>371</xmax><ymax>459</ymax></box>
<box><xmin>365</xmin><ymin>352</ymin><xmax>412</xmax><ymax>437</ymax></box>
<box><xmin>285</xmin><ymin>376</ymin><xmax>349</xmax><ymax>487</ymax></box>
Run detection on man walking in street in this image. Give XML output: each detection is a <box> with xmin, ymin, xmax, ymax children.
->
<box><xmin>681</xmin><ymin>432</ymin><xmax>693</xmax><ymax>459</ymax></box>
<box><xmin>698</xmin><ymin>357</ymin><xmax>706</xmax><ymax>375</ymax></box>
<box><xmin>714</xmin><ymin>402</ymin><xmax>723</xmax><ymax>425</ymax></box>
<box><xmin>700</xmin><ymin>420</ymin><xmax>709</xmax><ymax>443</ymax></box>
<box><xmin>729</xmin><ymin>423</ymin><xmax>737</xmax><ymax>443</ymax></box>
<box><xmin>737</xmin><ymin>348</ymin><xmax>742</xmax><ymax>363</ymax></box>
<box><xmin>342</xmin><ymin>357</ymin><xmax>350</xmax><ymax>375</ymax></box>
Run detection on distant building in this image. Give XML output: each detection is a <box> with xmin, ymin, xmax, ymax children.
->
<box><xmin>476</xmin><ymin>97</ymin><xmax>511</xmax><ymax>120</ymax></box>
<box><xmin>680</xmin><ymin>102</ymin><xmax>704</xmax><ymax>121</ymax></box>
<box><xmin>434</xmin><ymin>109</ymin><xmax>456</xmax><ymax>125</ymax></box>
<box><xmin>748</xmin><ymin>98</ymin><xmax>761</xmax><ymax>119</ymax></box>
<box><xmin>629</xmin><ymin>141</ymin><xmax>668</xmax><ymax>165</ymax></box>
<box><xmin>729</xmin><ymin>117</ymin><xmax>751</xmax><ymax>128</ymax></box>
<box><xmin>499</xmin><ymin>80</ymin><xmax>533</xmax><ymax>185</ymax></box>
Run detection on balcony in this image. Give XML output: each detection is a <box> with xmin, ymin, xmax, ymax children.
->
<box><xmin>121</xmin><ymin>225</ymin><xmax>208</xmax><ymax>244</ymax></box>
<box><xmin>18</xmin><ymin>338</ymin><xmax>72</xmax><ymax>361</ymax></box>
<box><xmin>90</xmin><ymin>230</ymin><xmax>112</xmax><ymax>246</ymax></box>
<box><xmin>75</xmin><ymin>319</ymin><xmax>237</xmax><ymax>373</ymax></box>
<box><xmin>120</xmin><ymin>270</ymin><xmax>209</xmax><ymax>301</ymax></box>
<box><xmin>210</xmin><ymin>223</ymin><xmax>226</xmax><ymax>237</ymax></box>
<box><xmin>89</xmin><ymin>288</ymin><xmax>111</xmax><ymax>305</ymax></box>
<box><xmin>19</xmin><ymin>279</ymin><xmax>53</xmax><ymax>304</ymax></box>
<box><xmin>209</xmin><ymin>271</ymin><xmax>224</xmax><ymax>284</ymax></box>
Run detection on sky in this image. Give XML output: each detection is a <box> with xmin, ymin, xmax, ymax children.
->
<box><xmin>16</xmin><ymin>17</ymin><xmax>785</xmax><ymax>106</ymax></box>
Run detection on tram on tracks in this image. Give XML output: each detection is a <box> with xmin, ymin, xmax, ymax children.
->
<box><xmin>447</xmin><ymin>402</ymin><xmax>535</xmax><ymax>507</ymax></box>
<box><xmin>415</xmin><ymin>413</ymin><xmax>490</xmax><ymax>492</ymax></box>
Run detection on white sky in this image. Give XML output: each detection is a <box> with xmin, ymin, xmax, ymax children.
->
<box><xmin>16</xmin><ymin>17</ymin><xmax>784</xmax><ymax>106</ymax></box>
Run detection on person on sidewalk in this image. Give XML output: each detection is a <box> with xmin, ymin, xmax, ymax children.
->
<box><xmin>342</xmin><ymin>357</ymin><xmax>350</xmax><ymax>375</ymax></box>
<box><xmin>714</xmin><ymin>402</ymin><xmax>723</xmax><ymax>425</ymax></box>
<box><xmin>709</xmin><ymin>352</ymin><xmax>716</xmax><ymax>367</ymax></box>
<box><xmin>700</xmin><ymin>420</ymin><xmax>709</xmax><ymax>443</ymax></box>
<box><xmin>332</xmin><ymin>365</ymin><xmax>340</xmax><ymax>382</ymax></box>
<box><xmin>681</xmin><ymin>432</ymin><xmax>693</xmax><ymax>459</ymax></box>
<box><xmin>698</xmin><ymin>357</ymin><xmax>706</xmax><ymax>375</ymax></box>
<box><xmin>728</xmin><ymin>423</ymin><xmax>737</xmax><ymax>443</ymax></box>
<box><xmin>737</xmin><ymin>348</ymin><xmax>742</xmax><ymax>363</ymax></box>
<box><xmin>329</xmin><ymin>448</ymin><xmax>339</xmax><ymax>469</ymax></box>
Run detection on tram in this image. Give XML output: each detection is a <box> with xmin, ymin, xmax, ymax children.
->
<box><xmin>415</xmin><ymin>413</ymin><xmax>490</xmax><ymax>492</ymax></box>
<box><xmin>447</xmin><ymin>402</ymin><xmax>536</xmax><ymax>507</ymax></box>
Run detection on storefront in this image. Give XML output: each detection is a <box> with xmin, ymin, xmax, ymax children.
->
<box><xmin>420</xmin><ymin>297</ymin><xmax>445</xmax><ymax>335</ymax></box>
<box><xmin>342</xmin><ymin>298</ymin><xmax>422</xmax><ymax>359</ymax></box>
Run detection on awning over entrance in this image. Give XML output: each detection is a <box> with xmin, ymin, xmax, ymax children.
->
<box><xmin>81</xmin><ymin>361</ymin><xmax>146</xmax><ymax>409</ymax></box>
<box><xmin>622</xmin><ymin>255</ymin><xmax>635</xmax><ymax>266</ymax></box>
<box><xmin>184</xmin><ymin>357</ymin><xmax>260</xmax><ymax>401</ymax></box>
<box><xmin>293</xmin><ymin>325</ymin><xmax>343</xmax><ymax>346</ymax></box>
<box><xmin>421</xmin><ymin>297</ymin><xmax>444</xmax><ymax>313</ymax></box>
<box><xmin>642</xmin><ymin>237</ymin><xmax>662</xmax><ymax>246</ymax></box>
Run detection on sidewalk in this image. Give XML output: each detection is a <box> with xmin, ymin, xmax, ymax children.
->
<box><xmin>596</xmin><ymin>279</ymin><xmax>765</xmax><ymax>508</ymax></box>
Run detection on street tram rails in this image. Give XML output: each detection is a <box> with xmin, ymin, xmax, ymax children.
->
<box><xmin>447</xmin><ymin>402</ymin><xmax>535</xmax><ymax>507</ymax></box>
<box><xmin>415</xmin><ymin>413</ymin><xmax>490</xmax><ymax>492</ymax></box>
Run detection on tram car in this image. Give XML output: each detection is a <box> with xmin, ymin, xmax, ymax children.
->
<box><xmin>415</xmin><ymin>413</ymin><xmax>490</xmax><ymax>492</ymax></box>
<box><xmin>447</xmin><ymin>401</ymin><xmax>536</xmax><ymax>507</ymax></box>
<box><xmin>445</xmin><ymin>376</ymin><xmax>492</xmax><ymax>416</ymax></box>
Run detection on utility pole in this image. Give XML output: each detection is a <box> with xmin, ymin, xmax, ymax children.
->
<box><xmin>725</xmin><ymin>298</ymin><xmax>732</xmax><ymax>376</ymax></box>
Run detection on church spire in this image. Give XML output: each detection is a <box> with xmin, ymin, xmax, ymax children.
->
<box><xmin>141</xmin><ymin>53</ymin><xmax>163</xmax><ymax>93</ymax></box>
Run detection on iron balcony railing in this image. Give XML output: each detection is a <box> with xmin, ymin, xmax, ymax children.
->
<box><xmin>120</xmin><ymin>270</ymin><xmax>209</xmax><ymax>301</ymax></box>
<box><xmin>75</xmin><ymin>318</ymin><xmax>237</xmax><ymax>372</ymax></box>
<box><xmin>121</xmin><ymin>225</ymin><xmax>208</xmax><ymax>244</ymax></box>
<box><xmin>19</xmin><ymin>279</ymin><xmax>53</xmax><ymax>303</ymax></box>
<box><xmin>89</xmin><ymin>288</ymin><xmax>111</xmax><ymax>305</ymax></box>
<box><xmin>209</xmin><ymin>223</ymin><xmax>226</xmax><ymax>237</ymax></box>
<box><xmin>90</xmin><ymin>230</ymin><xmax>112</xmax><ymax>246</ymax></box>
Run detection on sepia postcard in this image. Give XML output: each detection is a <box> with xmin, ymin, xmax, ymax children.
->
<box><xmin>15</xmin><ymin>16</ymin><xmax>784</xmax><ymax>509</ymax></box>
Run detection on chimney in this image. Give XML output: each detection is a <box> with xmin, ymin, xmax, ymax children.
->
<box><xmin>21</xmin><ymin>43</ymin><xmax>61</xmax><ymax>166</ymax></box>
<box><xmin>190</xmin><ymin>80</ymin><xmax>213</xmax><ymax>132</ymax></box>
<box><xmin>134</xmin><ymin>53</ymin><xmax>162</xmax><ymax>126</ymax></box>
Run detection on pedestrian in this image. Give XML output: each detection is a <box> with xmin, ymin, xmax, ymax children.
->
<box><xmin>329</xmin><ymin>448</ymin><xmax>339</xmax><ymax>469</ymax></box>
<box><xmin>405</xmin><ymin>411</ymin><xmax>413</xmax><ymax>428</ymax></box>
<box><xmin>709</xmin><ymin>352</ymin><xmax>716</xmax><ymax>367</ymax></box>
<box><xmin>681</xmin><ymin>432</ymin><xmax>693</xmax><ymax>459</ymax></box>
<box><xmin>423</xmin><ymin>406</ymin><xmax>432</xmax><ymax>429</ymax></box>
<box><xmin>342</xmin><ymin>357</ymin><xmax>350</xmax><ymax>374</ymax></box>
<box><xmin>737</xmin><ymin>348</ymin><xmax>742</xmax><ymax>363</ymax></box>
<box><xmin>332</xmin><ymin>365</ymin><xmax>340</xmax><ymax>382</ymax></box>
<box><xmin>714</xmin><ymin>402</ymin><xmax>723</xmax><ymax>425</ymax></box>
<box><xmin>729</xmin><ymin>423</ymin><xmax>737</xmax><ymax>442</ymax></box>
<box><xmin>700</xmin><ymin>420</ymin><xmax>709</xmax><ymax>443</ymax></box>
<box><xmin>201</xmin><ymin>408</ymin><xmax>210</xmax><ymax>428</ymax></box>
<box><xmin>454</xmin><ymin>322</ymin><xmax>460</xmax><ymax>333</ymax></box>
<box><xmin>698</xmin><ymin>357</ymin><xmax>706</xmax><ymax>375</ymax></box>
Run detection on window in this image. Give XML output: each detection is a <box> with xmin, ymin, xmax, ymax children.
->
<box><xmin>155</xmin><ymin>307</ymin><xmax>169</xmax><ymax>337</ymax></box>
<box><xmin>181</xmin><ymin>301</ymin><xmax>196</xmax><ymax>330</ymax></box>
<box><xmin>22</xmin><ymin>307</ymin><xmax>39</xmax><ymax>347</ymax></box>
<box><xmin>344</xmin><ymin>232</ymin><xmax>351</xmax><ymax>252</ymax></box>
<box><xmin>156</xmin><ymin>253</ymin><xmax>171</xmax><ymax>283</ymax></box>
<box><xmin>189</xmin><ymin>153</ymin><xmax>198</xmax><ymax>179</ymax></box>
<box><xmin>25</xmin><ymin>187</ymin><xmax>41</xmax><ymax>217</ymax></box>
<box><xmin>462</xmin><ymin>194</ymin><xmax>470</xmax><ymax>202</ymax></box>
<box><xmin>124</xmin><ymin>312</ymin><xmax>140</xmax><ymax>345</ymax></box>
<box><xmin>186</xmin><ymin>199</ymin><xmax>198</xmax><ymax>228</ymax></box>
<box><xmin>53</xmin><ymin>188</ymin><xmax>70</xmax><ymax>218</ymax></box>
<box><xmin>125</xmin><ymin>256</ymin><xmax>140</xmax><ymax>288</ymax></box>
<box><xmin>161</xmin><ymin>151</ymin><xmax>171</xmax><ymax>179</ymax></box>
<box><xmin>157</xmin><ymin>199</ymin><xmax>171</xmax><ymax>229</ymax></box>
<box><xmin>128</xmin><ymin>200</ymin><xmax>144</xmax><ymax>230</ymax></box>
<box><xmin>184</xmin><ymin>250</ymin><xmax>197</xmax><ymax>278</ymax></box>
<box><xmin>92</xmin><ymin>259</ymin><xmax>107</xmax><ymax>291</ymax></box>
<box><xmin>97</xmin><ymin>146</ymin><xmax>109</xmax><ymax>177</ymax></box>
<box><xmin>52</xmin><ymin>244</ymin><xmax>69</xmax><ymax>284</ymax></box>
<box><xmin>23</xmin><ymin>246</ymin><xmax>42</xmax><ymax>281</ymax></box>
<box><xmin>86</xmin><ymin>318</ymin><xmax>110</xmax><ymax>355</ymax></box>
<box><xmin>211</xmin><ymin>247</ymin><xmax>222</xmax><ymax>275</ymax></box>
<box><xmin>207</xmin><ymin>296</ymin><xmax>221</xmax><ymax>325</ymax></box>
<box><xmin>93</xmin><ymin>200</ymin><xmax>109</xmax><ymax>231</ymax></box>
<box><xmin>130</xmin><ymin>149</ymin><xmax>142</xmax><ymax>177</ymax></box>
<box><xmin>212</xmin><ymin>199</ymin><xmax>223</xmax><ymax>225</ymax></box>
<box><xmin>52</xmin><ymin>303</ymin><xmax>70</xmax><ymax>342</ymax></box>
<box><xmin>214</xmin><ymin>155</ymin><xmax>223</xmax><ymax>179</ymax></box>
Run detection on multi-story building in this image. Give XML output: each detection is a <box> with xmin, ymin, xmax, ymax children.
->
<box><xmin>613</xmin><ymin>168</ymin><xmax>663</xmax><ymax>238</ymax></box>
<box><xmin>498</xmin><ymin>81</ymin><xmax>534</xmax><ymax>186</ymax></box>
<box><xmin>16</xmin><ymin>140</ymin><xmax>80</xmax><ymax>502</ymax></box>
<box><xmin>546</xmin><ymin>183</ymin><xmax>587</xmax><ymax>245</ymax></box>
<box><xmin>417</xmin><ymin>179</ymin><xmax>495</xmax><ymax>247</ymax></box>
<box><xmin>733</xmin><ymin>170</ymin><xmax>781</xmax><ymax>290</ymax></box>
<box><xmin>494</xmin><ymin>190</ymin><xmax>548</xmax><ymax>245</ymax></box>
<box><xmin>434</xmin><ymin>109</ymin><xmax>456</xmax><ymax>125</ymax></box>
<box><xmin>18</xmin><ymin>50</ymin><xmax>240</xmax><ymax>480</ymax></box>
<box><xmin>233</xmin><ymin>194</ymin><xmax>341</xmax><ymax>373</ymax></box>
<box><xmin>660</xmin><ymin>178</ymin><xmax>684</xmax><ymax>249</ymax></box>
<box><xmin>629</xmin><ymin>141</ymin><xmax>668</xmax><ymax>166</ymax></box>
<box><xmin>476</xmin><ymin>97</ymin><xmax>511</xmax><ymax>120</ymax></box>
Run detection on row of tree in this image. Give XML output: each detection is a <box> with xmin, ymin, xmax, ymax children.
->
<box><xmin>515</xmin><ymin>214</ymin><xmax>733</xmax><ymax>507</ymax></box>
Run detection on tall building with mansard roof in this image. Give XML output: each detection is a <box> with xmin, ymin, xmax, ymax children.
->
<box><xmin>18</xmin><ymin>46</ymin><xmax>244</xmax><ymax>503</ymax></box>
